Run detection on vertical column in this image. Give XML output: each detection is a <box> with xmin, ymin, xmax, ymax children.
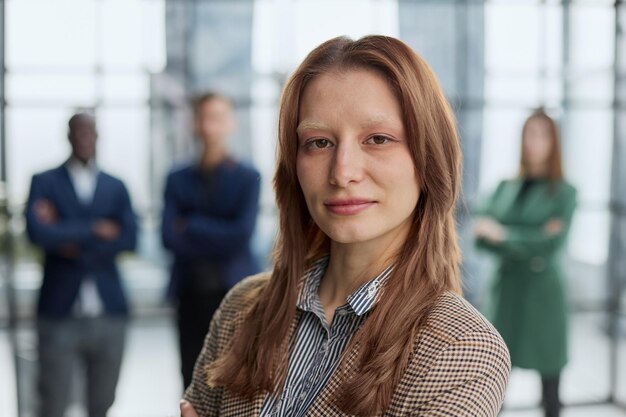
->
<box><xmin>0</xmin><ymin>0</ymin><xmax>4</xmax><ymax>188</ymax></box>
<box><xmin>157</xmin><ymin>0</ymin><xmax>194</xmax><ymax>162</ymax></box>
<box><xmin>190</xmin><ymin>0</ymin><xmax>254</xmax><ymax>158</ymax></box>
<box><xmin>398</xmin><ymin>0</ymin><xmax>485</xmax><ymax>304</ymax></box>
<box><xmin>0</xmin><ymin>2</ymin><xmax>19</xmax><ymax>415</ymax></box>
<box><xmin>0</xmin><ymin>0</ymin><xmax>14</xmax><ymax>333</ymax></box>
<box><xmin>608</xmin><ymin>0</ymin><xmax>626</xmax><ymax>405</ymax></box>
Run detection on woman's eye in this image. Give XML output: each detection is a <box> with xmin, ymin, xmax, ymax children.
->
<box><xmin>366</xmin><ymin>135</ymin><xmax>390</xmax><ymax>145</ymax></box>
<box><xmin>308</xmin><ymin>138</ymin><xmax>332</xmax><ymax>149</ymax></box>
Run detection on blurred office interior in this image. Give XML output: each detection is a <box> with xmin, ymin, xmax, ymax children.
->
<box><xmin>0</xmin><ymin>0</ymin><xmax>624</xmax><ymax>416</ymax></box>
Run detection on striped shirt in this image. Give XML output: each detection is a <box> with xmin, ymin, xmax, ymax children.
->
<box><xmin>259</xmin><ymin>256</ymin><xmax>393</xmax><ymax>417</ymax></box>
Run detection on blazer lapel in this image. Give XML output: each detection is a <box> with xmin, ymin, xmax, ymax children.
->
<box><xmin>520</xmin><ymin>181</ymin><xmax>553</xmax><ymax>220</ymax></box>
<box><xmin>305</xmin><ymin>340</ymin><xmax>362</xmax><ymax>416</ymax></box>
<box><xmin>59</xmin><ymin>165</ymin><xmax>83</xmax><ymax>210</ymax></box>
<box><xmin>88</xmin><ymin>172</ymin><xmax>104</xmax><ymax>212</ymax></box>
<box><xmin>500</xmin><ymin>179</ymin><xmax>524</xmax><ymax>218</ymax></box>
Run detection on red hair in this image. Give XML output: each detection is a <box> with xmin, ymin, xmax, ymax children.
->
<box><xmin>209</xmin><ymin>35</ymin><xmax>462</xmax><ymax>415</ymax></box>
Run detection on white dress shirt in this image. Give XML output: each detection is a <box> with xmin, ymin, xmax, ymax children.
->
<box><xmin>66</xmin><ymin>157</ymin><xmax>104</xmax><ymax>317</ymax></box>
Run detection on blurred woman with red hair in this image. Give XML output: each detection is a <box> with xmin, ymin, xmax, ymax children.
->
<box><xmin>474</xmin><ymin>109</ymin><xmax>577</xmax><ymax>417</ymax></box>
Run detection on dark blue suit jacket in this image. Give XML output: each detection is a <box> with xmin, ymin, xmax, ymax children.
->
<box><xmin>161</xmin><ymin>159</ymin><xmax>260</xmax><ymax>299</ymax></box>
<box><xmin>26</xmin><ymin>165</ymin><xmax>138</xmax><ymax>317</ymax></box>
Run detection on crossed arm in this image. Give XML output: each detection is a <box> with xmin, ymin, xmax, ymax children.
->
<box><xmin>25</xmin><ymin>175</ymin><xmax>137</xmax><ymax>260</ymax></box>
<box><xmin>161</xmin><ymin>172</ymin><xmax>260</xmax><ymax>260</ymax></box>
<box><xmin>474</xmin><ymin>186</ymin><xmax>577</xmax><ymax>259</ymax></box>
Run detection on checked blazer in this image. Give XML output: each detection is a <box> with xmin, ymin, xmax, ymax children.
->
<box><xmin>184</xmin><ymin>273</ymin><xmax>511</xmax><ymax>416</ymax></box>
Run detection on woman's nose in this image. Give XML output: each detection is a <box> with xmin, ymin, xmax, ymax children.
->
<box><xmin>328</xmin><ymin>142</ymin><xmax>364</xmax><ymax>187</ymax></box>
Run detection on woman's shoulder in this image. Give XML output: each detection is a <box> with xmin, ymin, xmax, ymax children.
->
<box><xmin>426</xmin><ymin>292</ymin><xmax>501</xmax><ymax>335</ymax></box>
<box><xmin>495</xmin><ymin>178</ymin><xmax>520</xmax><ymax>188</ymax></box>
<box><xmin>402</xmin><ymin>292</ymin><xmax>511</xmax><ymax>414</ymax></box>
<box><xmin>219</xmin><ymin>272</ymin><xmax>272</xmax><ymax>318</ymax></box>
<box><xmin>205</xmin><ymin>272</ymin><xmax>272</xmax><ymax>355</ymax></box>
<box><xmin>414</xmin><ymin>291</ymin><xmax>510</xmax><ymax>368</ymax></box>
<box><xmin>556</xmin><ymin>179</ymin><xmax>577</xmax><ymax>195</ymax></box>
<box><xmin>489</xmin><ymin>178</ymin><xmax>520</xmax><ymax>198</ymax></box>
<box><xmin>410</xmin><ymin>291</ymin><xmax>511</xmax><ymax>386</ymax></box>
<box><xmin>543</xmin><ymin>179</ymin><xmax>576</xmax><ymax>206</ymax></box>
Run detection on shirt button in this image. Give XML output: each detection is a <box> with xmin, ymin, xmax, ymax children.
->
<box><xmin>337</xmin><ymin>310</ymin><xmax>348</xmax><ymax>316</ymax></box>
<box><xmin>299</xmin><ymin>392</ymin><xmax>306</xmax><ymax>400</ymax></box>
<box><xmin>321</xmin><ymin>341</ymin><xmax>328</xmax><ymax>351</ymax></box>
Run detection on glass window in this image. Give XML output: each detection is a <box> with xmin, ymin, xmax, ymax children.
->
<box><xmin>563</xmin><ymin>109</ymin><xmax>613</xmax><ymax>205</ymax></box>
<box><xmin>398</xmin><ymin>2</ymin><xmax>459</xmax><ymax>95</ymax></box>
<box><xmin>568</xmin><ymin>210</ymin><xmax>610</xmax><ymax>272</ymax></box>
<box><xmin>99</xmin><ymin>0</ymin><xmax>166</xmax><ymax>71</ymax></box>
<box><xmin>485</xmin><ymin>75</ymin><xmax>562</xmax><ymax>104</ymax></box>
<box><xmin>569</xmin><ymin>6</ymin><xmax>615</xmax><ymax>72</ymax></box>
<box><xmin>568</xmin><ymin>71</ymin><xmax>615</xmax><ymax>103</ymax></box>
<box><xmin>6</xmin><ymin>107</ymin><xmax>73</xmax><ymax>205</ymax></box>
<box><xmin>97</xmin><ymin>107</ymin><xmax>150</xmax><ymax>212</ymax></box>
<box><xmin>6</xmin><ymin>73</ymin><xmax>97</xmax><ymax>105</ymax></box>
<box><xmin>479</xmin><ymin>108</ymin><xmax>526</xmax><ymax>193</ymax></box>
<box><xmin>102</xmin><ymin>73</ymin><xmax>150</xmax><ymax>103</ymax></box>
<box><xmin>294</xmin><ymin>0</ymin><xmax>398</xmax><ymax>62</ymax></box>
<box><xmin>252</xmin><ymin>0</ymin><xmax>398</xmax><ymax>75</ymax></box>
<box><xmin>485</xmin><ymin>4</ymin><xmax>543</xmax><ymax>72</ymax></box>
<box><xmin>6</xmin><ymin>0</ymin><xmax>97</xmax><ymax>69</ymax></box>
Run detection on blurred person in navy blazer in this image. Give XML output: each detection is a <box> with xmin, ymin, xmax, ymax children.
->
<box><xmin>25</xmin><ymin>113</ymin><xmax>138</xmax><ymax>417</ymax></box>
<box><xmin>161</xmin><ymin>92</ymin><xmax>261</xmax><ymax>389</ymax></box>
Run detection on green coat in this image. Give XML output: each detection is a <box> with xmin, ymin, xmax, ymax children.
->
<box><xmin>475</xmin><ymin>178</ymin><xmax>577</xmax><ymax>375</ymax></box>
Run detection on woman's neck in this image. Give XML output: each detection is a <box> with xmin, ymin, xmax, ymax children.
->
<box><xmin>524</xmin><ymin>162</ymin><xmax>549</xmax><ymax>179</ymax></box>
<box><xmin>318</xmin><ymin>226</ymin><xmax>408</xmax><ymax>315</ymax></box>
<box><xmin>323</xmin><ymin>248</ymin><xmax>378</xmax><ymax>302</ymax></box>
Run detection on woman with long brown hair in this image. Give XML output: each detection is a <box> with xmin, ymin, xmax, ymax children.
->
<box><xmin>181</xmin><ymin>35</ymin><xmax>510</xmax><ymax>417</ymax></box>
<box><xmin>474</xmin><ymin>109</ymin><xmax>577</xmax><ymax>417</ymax></box>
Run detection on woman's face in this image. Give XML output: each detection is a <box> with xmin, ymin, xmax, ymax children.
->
<box><xmin>523</xmin><ymin>117</ymin><xmax>553</xmax><ymax>165</ymax></box>
<box><xmin>296</xmin><ymin>69</ymin><xmax>420</xmax><ymax>248</ymax></box>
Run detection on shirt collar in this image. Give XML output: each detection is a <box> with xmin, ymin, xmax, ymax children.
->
<box><xmin>346</xmin><ymin>264</ymin><xmax>393</xmax><ymax>315</ymax></box>
<box><xmin>66</xmin><ymin>157</ymin><xmax>98</xmax><ymax>175</ymax></box>
<box><xmin>296</xmin><ymin>256</ymin><xmax>394</xmax><ymax>316</ymax></box>
<box><xmin>296</xmin><ymin>257</ymin><xmax>329</xmax><ymax>313</ymax></box>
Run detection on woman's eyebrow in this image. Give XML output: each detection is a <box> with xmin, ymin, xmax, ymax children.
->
<box><xmin>297</xmin><ymin>115</ymin><xmax>400</xmax><ymax>134</ymax></box>
<box><xmin>360</xmin><ymin>115</ymin><xmax>398</xmax><ymax>128</ymax></box>
<box><xmin>296</xmin><ymin>121</ymin><xmax>330</xmax><ymax>134</ymax></box>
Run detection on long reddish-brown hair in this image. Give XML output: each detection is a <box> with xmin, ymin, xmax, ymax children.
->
<box><xmin>209</xmin><ymin>35</ymin><xmax>462</xmax><ymax>415</ymax></box>
<box><xmin>519</xmin><ymin>108</ymin><xmax>564</xmax><ymax>183</ymax></box>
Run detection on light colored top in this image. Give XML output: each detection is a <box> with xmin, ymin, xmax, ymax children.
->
<box><xmin>66</xmin><ymin>157</ymin><xmax>103</xmax><ymax>317</ymax></box>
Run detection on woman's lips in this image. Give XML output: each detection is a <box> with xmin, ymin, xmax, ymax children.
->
<box><xmin>324</xmin><ymin>199</ymin><xmax>376</xmax><ymax>215</ymax></box>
